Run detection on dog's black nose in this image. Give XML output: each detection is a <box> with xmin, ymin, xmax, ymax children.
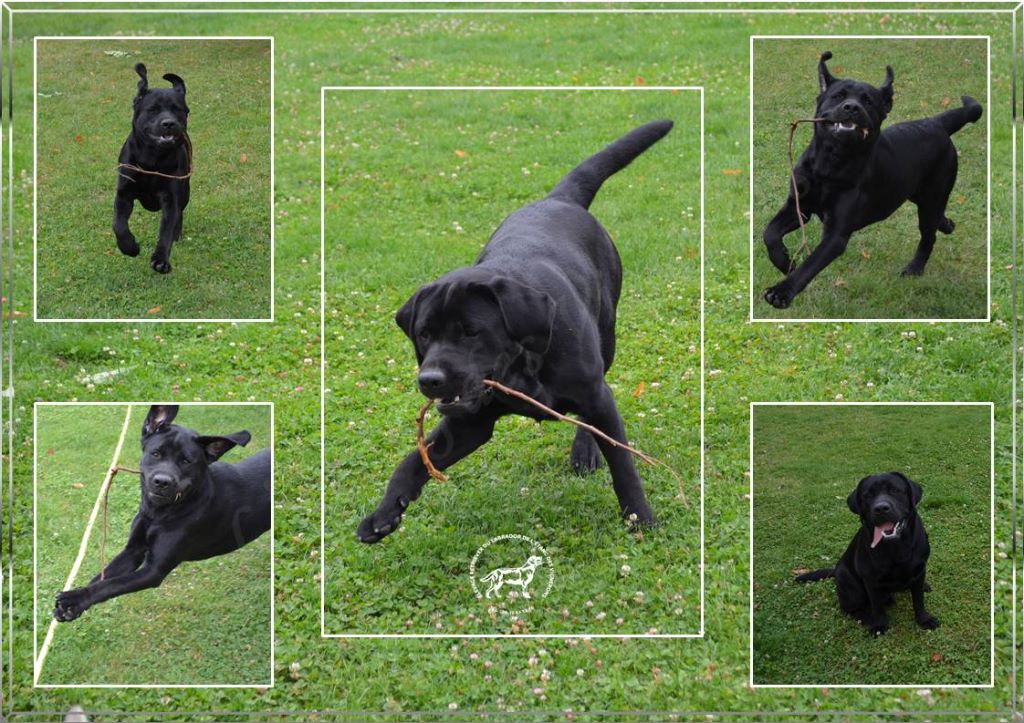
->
<box><xmin>417</xmin><ymin>369</ymin><xmax>447</xmax><ymax>396</ymax></box>
<box><xmin>160</xmin><ymin>118</ymin><xmax>178</xmax><ymax>131</ymax></box>
<box><xmin>151</xmin><ymin>473</ymin><xmax>173</xmax><ymax>489</ymax></box>
<box><xmin>842</xmin><ymin>102</ymin><xmax>855</xmax><ymax>112</ymax></box>
<box><xmin>872</xmin><ymin>500</ymin><xmax>891</xmax><ymax>514</ymax></box>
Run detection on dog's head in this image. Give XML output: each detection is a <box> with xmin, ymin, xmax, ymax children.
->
<box><xmin>396</xmin><ymin>267</ymin><xmax>556</xmax><ymax>418</ymax></box>
<box><xmin>131</xmin><ymin>63</ymin><xmax>189</xmax><ymax>149</ymax></box>
<box><xmin>847</xmin><ymin>471</ymin><xmax>922</xmax><ymax>549</ymax></box>
<box><xmin>139</xmin><ymin>405</ymin><xmax>251</xmax><ymax>508</ymax></box>
<box><xmin>814</xmin><ymin>51</ymin><xmax>893</xmax><ymax>151</ymax></box>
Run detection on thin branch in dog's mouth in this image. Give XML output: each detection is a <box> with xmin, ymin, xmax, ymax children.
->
<box><xmin>415</xmin><ymin>399</ymin><xmax>449</xmax><ymax>482</ymax></box>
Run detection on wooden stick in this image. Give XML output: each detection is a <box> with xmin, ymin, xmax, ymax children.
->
<box><xmin>481</xmin><ymin>379</ymin><xmax>687</xmax><ymax>507</ymax></box>
<box><xmin>415</xmin><ymin>400</ymin><xmax>448</xmax><ymax>482</ymax></box>
<box><xmin>786</xmin><ymin>118</ymin><xmax>826</xmax><ymax>270</ymax></box>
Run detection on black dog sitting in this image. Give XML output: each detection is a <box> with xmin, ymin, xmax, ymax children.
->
<box><xmin>795</xmin><ymin>472</ymin><xmax>938</xmax><ymax>636</ymax></box>
<box><xmin>762</xmin><ymin>51</ymin><xmax>982</xmax><ymax>309</ymax></box>
<box><xmin>113</xmin><ymin>63</ymin><xmax>191</xmax><ymax>274</ymax></box>
<box><xmin>357</xmin><ymin>120</ymin><xmax>674</xmax><ymax>543</ymax></box>
<box><xmin>53</xmin><ymin>405</ymin><xmax>271</xmax><ymax>622</ymax></box>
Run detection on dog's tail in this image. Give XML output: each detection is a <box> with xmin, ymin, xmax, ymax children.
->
<box><xmin>794</xmin><ymin>568</ymin><xmax>835</xmax><ymax>583</ymax></box>
<box><xmin>937</xmin><ymin>95</ymin><xmax>983</xmax><ymax>136</ymax></box>
<box><xmin>546</xmin><ymin>120</ymin><xmax>674</xmax><ymax>209</ymax></box>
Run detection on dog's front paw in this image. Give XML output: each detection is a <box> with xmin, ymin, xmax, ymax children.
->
<box><xmin>865</xmin><ymin>616</ymin><xmax>888</xmax><ymax>636</ymax></box>
<box><xmin>116</xmin><ymin>232</ymin><xmax>140</xmax><ymax>257</ymax></box>
<box><xmin>357</xmin><ymin>497</ymin><xmax>409</xmax><ymax>544</ymax></box>
<box><xmin>900</xmin><ymin>263</ymin><xmax>925</xmax><ymax>277</ymax></box>
<box><xmin>622</xmin><ymin>504</ymin><xmax>657</xmax><ymax>529</ymax></box>
<box><xmin>764</xmin><ymin>283</ymin><xmax>795</xmax><ymax>309</ymax></box>
<box><xmin>570</xmin><ymin>431</ymin><xmax>603</xmax><ymax>475</ymax></box>
<box><xmin>150</xmin><ymin>256</ymin><xmax>172</xmax><ymax>274</ymax></box>
<box><xmin>916</xmin><ymin>612</ymin><xmax>940</xmax><ymax>630</ymax></box>
<box><xmin>54</xmin><ymin>588</ymin><xmax>90</xmax><ymax>622</ymax></box>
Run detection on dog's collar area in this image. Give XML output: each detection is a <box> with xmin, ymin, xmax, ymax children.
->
<box><xmin>118</xmin><ymin>132</ymin><xmax>194</xmax><ymax>182</ymax></box>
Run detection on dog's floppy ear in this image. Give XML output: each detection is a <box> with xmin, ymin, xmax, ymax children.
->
<box><xmin>195</xmin><ymin>431</ymin><xmax>251</xmax><ymax>462</ymax></box>
<box><xmin>818</xmin><ymin>51</ymin><xmax>836</xmax><ymax>93</ymax></box>
<box><xmin>847</xmin><ymin>475</ymin><xmax>870</xmax><ymax>515</ymax></box>
<box><xmin>142</xmin><ymin>404</ymin><xmax>178</xmax><ymax>436</ymax></box>
<box><xmin>134</xmin><ymin>62</ymin><xmax>149</xmax><ymax>101</ymax></box>
<box><xmin>396</xmin><ymin>283</ymin><xmax>436</xmax><ymax>340</ymax></box>
<box><xmin>891</xmin><ymin>471</ymin><xmax>922</xmax><ymax>507</ymax></box>
<box><xmin>486</xmin><ymin>277</ymin><xmax>556</xmax><ymax>355</ymax></box>
<box><xmin>162</xmin><ymin>73</ymin><xmax>186</xmax><ymax>96</ymax></box>
<box><xmin>879</xmin><ymin>65</ymin><xmax>895</xmax><ymax>113</ymax></box>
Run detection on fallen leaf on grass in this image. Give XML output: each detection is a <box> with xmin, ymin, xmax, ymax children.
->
<box><xmin>721</xmin><ymin>168</ymin><xmax>743</xmax><ymax>176</ymax></box>
<box><xmin>239</xmin><ymin>153</ymin><xmax>249</xmax><ymax>164</ymax></box>
<box><xmin>72</xmin><ymin>483</ymin><xmax>84</xmax><ymax>490</ymax></box>
<box><xmin>834</xmin><ymin>278</ymin><xmax>847</xmax><ymax>287</ymax></box>
<box><xmin>633</xmin><ymin>381</ymin><xmax>646</xmax><ymax>398</ymax></box>
<box><xmin>147</xmin><ymin>306</ymin><xmax>162</xmax><ymax>315</ymax></box>
<box><xmin>941</xmin><ymin>96</ymin><xmax>951</xmax><ymax>108</ymax></box>
<box><xmin>860</xmin><ymin>249</ymin><xmax>871</xmax><ymax>260</ymax></box>
<box><xmin>454</xmin><ymin>149</ymin><xmax>467</xmax><ymax>158</ymax></box>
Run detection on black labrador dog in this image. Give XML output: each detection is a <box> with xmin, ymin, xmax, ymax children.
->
<box><xmin>357</xmin><ymin>120</ymin><xmax>674</xmax><ymax>543</ymax></box>
<box><xmin>54</xmin><ymin>405</ymin><xmax>271</xmax><ymax>622</ymax></box>
<box><xmin>762</xmin><ymin>51</ymin><xmax>982</xmax><ymax>309</ymax></box>
<box><xmin>113</xmin><ymin>63</ymin><xmax>191</xmax><ymax>274</ymax></box>
<box><xmin>796</xmin><ymin>472</ymin><xmax>938</xmax><ymax>636</ymax></box>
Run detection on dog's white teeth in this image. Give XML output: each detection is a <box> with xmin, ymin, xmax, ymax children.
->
<box><xmin>453</xmin><ymin>395</ymin><xmax>461</xmax><ymax>402</ymax></box>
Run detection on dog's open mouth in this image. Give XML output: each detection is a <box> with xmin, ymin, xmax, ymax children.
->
<box><xmin>831</xmin><ymin>120</ymin><xmax>870</xmax><ymax>140</ymax></box>
<box><xmin>434</xmin><ymin>386</ymin><xmax>493</xmax><ymax>415</ymax></box>
<box><xmin>151</xmin><ymin>132</ymin><xmax>181</xmax><ymax>145</ymax></box>
<box><xmin>870</xmin><ymin>519</ymin><xmax>905</xmax><ymax>548</ymax></box>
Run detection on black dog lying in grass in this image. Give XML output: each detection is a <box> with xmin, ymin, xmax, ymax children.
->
<box><xmin>113</xmin><ymin>63</ymin><xmax>191</xmax><ymax>274</ymax></box>
<box><xmin>795</xmin><ymin>472</ymin><xmax>937</xmax><ymax>636</ymax></box>
<box><xmin>54</xmin><ymin>405</ymin><xmax>271</xmax><ymax>622</ymax></box>
<box><xmin>762</xmin><ymin>51</ymin><xmax>982</xmax><ymax>309</ymax></box>
<box><xmin>357</xmin><ymin>120</ymin><xmax>674</xmax><ymax>543</ymax></box>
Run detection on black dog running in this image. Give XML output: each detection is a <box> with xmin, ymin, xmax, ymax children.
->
<box><xmin>762</xmin><ymin>51</ymin><xmax>982</xmax><ymax>309</ymax></box>
<box><xmin>53</xmin><ymin>405</ymin><xmax>271</xmax><ymax>622</ymax></box>
<box><xmin>113</xmin><ymin>63</ymin><xmax>192</xmax><ymax>274</ymax></box>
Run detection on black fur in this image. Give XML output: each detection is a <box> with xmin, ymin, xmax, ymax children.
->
<box><xmin>53</xmin><ymin>405</ymin><xmax>271</xmax><ymax>622</ymax></box>
<box><xmin>357</xmin><ymin>120</ymin><xmax>673</xmax><ymax>543</ymax></box>
<box><xmin>762</xmin><ymin>51</ymin><xmax>982</xmax><ymax>309</ymax></box>
<box><xmin>113</xmin><ymin>63</ymin><xmax>191</xmax><ymax>274</ymax></box>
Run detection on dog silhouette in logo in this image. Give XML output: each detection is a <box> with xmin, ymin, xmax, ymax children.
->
<box><xmin>480</xmin><ymin>555</ymin><xmax>545</xmax><ymax>599</ymax></box>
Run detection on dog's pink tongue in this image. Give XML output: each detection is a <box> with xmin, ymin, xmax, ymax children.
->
<box><xmin>871</xmin><ymin>521</ymin><xmax>896</xmax><ymax>549</ymax></box>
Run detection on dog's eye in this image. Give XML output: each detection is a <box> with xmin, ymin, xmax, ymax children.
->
<box><xmin>417</xmin><ymin>330</ymin><xmax>429</xmax><ymax>342</ymax></box>
<box><xmin>863</xmin><ymin>96</ymin><xmax>873</xmax><ymax>106</ymax></box>
<box><xmin>464</xmin><ymin>328</ymin><xmax>479</xmax><ymax>338</ymax></box>
<box><xmin>150</xmin><ymin>450</ymin><xmax>161</xmax><ymax>459</ymax></box>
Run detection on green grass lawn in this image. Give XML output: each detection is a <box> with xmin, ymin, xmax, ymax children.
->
<box><xmin>3</xmin><ymin>6</ymin><xmax>1018</xmax><ymax>721</ymax></box>
<box><xmin>752</xmin><ymin>404</ymin><xmax>991</xmax><ymax>685</ymax></box>
<box><xmin>322</xmin><ymin>90</ymin><xmax>702</xmax><ymax>636</ymax></box>
<box><xmin>33</xmin><ymin>404</ymin><xmax>273</xmax><ymax>686</ymax></box>
<box><xmin>751</xmin><ymin>37</ymin><xmax>988</xmax><ymax>320</ymax></box>
<box><xmin>34</xmin><ymin>38</ymin><xmax>272</xmax><ymax>320</ymax></box>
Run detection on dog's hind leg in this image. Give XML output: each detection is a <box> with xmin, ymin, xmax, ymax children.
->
<box><xmin>571</xmin><ymin>428</ymin><xmax>604</xmax><ymax>475</ymax></box>
<box><xmin>903</xmin><ymin>150</ymin><xmax>957</xmax><ymax>277</ymax></box>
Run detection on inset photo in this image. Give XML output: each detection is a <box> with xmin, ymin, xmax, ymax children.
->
<box><xmin>322</xmin><ymin>88</ymin><xmax>703</xmax><ymax>637</ymax></box>
<box><xmin>33</xmin><ymin>403</ymin><xmax>273</xmax><ymax>687</ymax></box>
<box><xmin>34</xmin><ymin>37</ymin><xmax>273</xmax><ymax>321</ymax></box>
<box><xmin>751</xmin><ymin>403</ymin><xmax>992</xmax><ymax>687</ymax></box>
<box><xmin>750</xmin><ymin>36</ymin><xmax>989</xmax><ymax>321</ymax></box>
